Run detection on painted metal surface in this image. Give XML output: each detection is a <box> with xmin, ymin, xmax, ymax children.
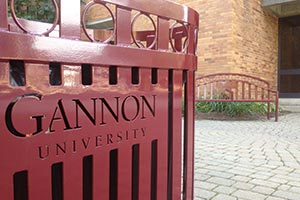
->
<box><xmin>0</xmin><ymin>0</ymin><xmax>198</xmax><ymax>200</ymax></box>
<box><xmin>195</xmin><ymin>73</ymin><xmax>279</xmax><ymax>122</ymax></box>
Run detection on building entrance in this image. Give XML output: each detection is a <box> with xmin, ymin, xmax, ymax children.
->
<box><xmin>279</xmin><ymin>15</ymin><xmax>300</xmax><ymax>98</ymax></box>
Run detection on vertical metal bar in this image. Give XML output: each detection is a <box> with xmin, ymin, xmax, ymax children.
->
<box><xmin>235</xmin><ymin>82</ymin><xmax>238</xmax><ymax>100</ymax></box>
<box><xmin>168</xmin><ymin>32</ymin><xmax>183</xmax><ymax>200</ymax></box>
<box><xmin>118</xmin><ymin>147</ymin><xmax>132</xmax><ymax>200</ymax></box>
<box><xmin>248</xmin><ymin>84</ymin><xmax>251</xmax><ymax>99</ymax></box>
<box><xmin>0</xmin><ymin>62</ymin><xmax>10</xmax><ymax>85</ymax></box>
<box><xmin>267</xmin><ymin>90</ymin><xmax>271</xmax><ymax>120</ymax></box>
<box><xmin>151</xmin><ymin>27</ymin><xmax>169</xmax><ymax>200</ymax></box>
<box><xmin>0</xmin><ymin>172</ymin><xmax>14</xmax><ymax>199</ymax></box>
<box><xmin>116</xmin><ymin>7</ymin><xmax>131</xmax><ymax>45</ymax></box>
<box><xmin>62</xmin><ymin>65</ymin><xmax>81</xmax><ymax>87</ymax></box>
<box><xmin>186</xmin><ymin>28</ymin><xmax>197</xmax><ymax>170</ymax></box>
<box><xmin>116</xmin><ymin>7</ymin><xmax>132</xmax><ymax>86</ymax></box>
<box><xmin>255</xmin><ymin>85</ymin><xmax>258</xmax><ymax>99</ymax></box>
<box><xmin>187</xmin><ymin>25</ymin><xmax>196</xmax><ymax>55</ymax></box>
<box><xmin>93</xmin><ymin>66</ymin><xmax>110</xmax><ymax>87</ymax></box>
<box><xmin>151</xmin><ymin>140</ymin><xmax>158</xmax><ymax>200</ymax></box>
<box><xmin>138</xmin><ymin>142</ymin><xmax>151</xmax><ymax>200</ymax></box>
<box><xmin>169</xmin><ymin>70</ymin><xmax>183</xmax><ymax>200</ymax></box>
<box><xmin>116</xmin><ymin>7</ymin><xmax>133</xmax><ymax>200</ymax></box>
<box><xmin>168</xmin><ymin>69</ymin><xmax>174</xmax><ymax>200</ymax></box>
<box><xmin>28</xmin><ymin>164</ymin><xmax>52</xmax><ymax>200</ymax></box>
<box><xmin>142</xmin><ymin>66</ymin><xmax>151</xmax><ymax>84</ymax></box>
<box><xmin>183</xmin><ymin>71</ymin><xmax>194</xmax><ymax>200</ymax></box>
<box><xmin>156</xmin><ymin>70</ymin><xmax>169</xmax><ymax>200</ymax></box>
<box><xmin>118</xmin><ymin>69</ymin><xmax>131</xmax><ymax>87</ymax></box>
<box><xmin>63</xmin><ymin>159</ymin><xmax>83</xmax><ymax>200</ymax></box>
<box><xmin>26</xmin><ymin>63</ymin><xmax>49</xmax><ymax>88</ymax></box>
<box><xmin>275</xmin><ymin>92</ymin><xmax>279</xmax><ymax>122</ymax></box>
<box><xmin>210</xmin><ymin>83</ymin><xmax>213</xmax><ymax>99</ymax></box>
<box><xmin>59</xmin><ymin>0</ymin><xmax>81</xmax><ymax>39</ymax></box>
<box><xmin>90</xmin><ymin>68</ymin><xmax>111</xmax><ymax>200</ymax></box>
<box><xmin>0</xmin><ymin>0</ymin><xmax>8</xmax><ymax>30</ymax></box>
<box><xmin>93</xmin><ymin>151</ymin><xmax>110</xmax><ymax>200</ymax></box>
<box><xmin>242</xmin><ymin>82</ymin><xmax>245</xmax><ymax>99</ymax></box>
<box><xmin>157</xmin><ymin>18</ymin><xmax>169</xmax><ymax>50</ymax></box>
<box><xmin>267</xmin><ymin>101</ymin><xmax>271</xmax><ymax>120</ymax></box>
<box><xmin>131</xmin><ymin>144</ymin><xmax>139</xmax><ymax>200</ymax></box>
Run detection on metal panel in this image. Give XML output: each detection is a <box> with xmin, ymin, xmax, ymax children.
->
<box><xmin>0</xmin><ymin>1</ymin><xmax>198</xmax><ymax>200</ymax></box>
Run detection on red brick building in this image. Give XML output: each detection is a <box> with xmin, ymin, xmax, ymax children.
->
<box><xmin>173</xmin><ymin>0</ymin><xmax>300</xmax><ymax>98</ymax></box>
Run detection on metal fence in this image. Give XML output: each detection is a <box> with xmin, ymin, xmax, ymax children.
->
<box><xmin>0</xmin><ymin>0</ymin><xmax>199</xmax><ymax>199</ymax></box>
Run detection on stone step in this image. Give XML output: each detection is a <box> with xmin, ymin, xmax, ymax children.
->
<box><xmin>279</xmin><ymin>98</ymin><xmax>300</xmax><ymax>106</ymax></box>
<box><xmin>279</xmin><ymin>98</ymin><xmax>300</xmax><ymax>112</ymax></box>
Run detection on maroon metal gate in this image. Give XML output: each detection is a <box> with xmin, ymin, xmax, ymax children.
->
<box><xmin>0</xmin><ymin>1</ymin><xmax>198</xmax><ymax>199</ymax></box>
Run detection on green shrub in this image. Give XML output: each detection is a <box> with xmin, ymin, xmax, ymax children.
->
<box><xmin>195</xmin><ymin>101</ymin><xmax>279</xmax><ymax>117</ymax></box>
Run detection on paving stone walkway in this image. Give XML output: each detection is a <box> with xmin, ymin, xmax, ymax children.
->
<box><xmin>194</xmin><ymin>113</ymin><xmax>300</xmax><ymax>200</ymax></box>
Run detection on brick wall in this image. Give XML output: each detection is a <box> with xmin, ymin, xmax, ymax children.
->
<box><xmin>174</xmin><ymin>0</ymin><xmax>235</xmax><ymax>76</ymax></box>
<box><xmin>231</xmin><ymin>0</ymin><xmax>278</xmax><ymax>89</ymax></box>
<box><xmin>173</xmin><ymin>0</ymin><xmax>279</xmax><ymax>89</ymax></box>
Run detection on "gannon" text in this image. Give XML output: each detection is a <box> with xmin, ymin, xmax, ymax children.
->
<box><xmin>5</xmin><ymin>94</ymin><xmax>156</xmax><ymax>137</ymax></box>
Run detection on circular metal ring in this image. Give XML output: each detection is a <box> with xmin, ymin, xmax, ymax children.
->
<box><xmin>131</xmin><ymin>40</ymin><xmax>146</xmax><ymax>48</ymax></box>
<box><xmin>10</xmin><ymin>0</ymin><xmax>59</xmax><ymax>36</ymax></box>
<box><xmin>169</xmin><ymin>22</ymin><xmax>189</xmax><ymax>53</ymax></box>
<box><xmin>81</xmin><ymin>1</ymin><xmax>116</xmax><ymax>44</ymax></box>
<box><xmin>131</xmin><ymin>12</ymin><xmax>157</xmax><ymax>49</ymax></box>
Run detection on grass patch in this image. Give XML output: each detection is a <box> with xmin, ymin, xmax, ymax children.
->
<box><xmin>195</xmin><ymin>102</ymin><xmax>279</xmax><ymax>117</ymax></box>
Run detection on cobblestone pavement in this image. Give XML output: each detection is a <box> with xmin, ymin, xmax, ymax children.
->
<box><xmin>194</xmin><ymin>113</ymin><xmax>300</xmax><ymax>200</ymax></box>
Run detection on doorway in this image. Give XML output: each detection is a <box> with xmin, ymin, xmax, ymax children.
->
<box><xmin>279</xmin><ymin>15</ymin><xmax>300</xmax><ymax>98</ymax></box>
